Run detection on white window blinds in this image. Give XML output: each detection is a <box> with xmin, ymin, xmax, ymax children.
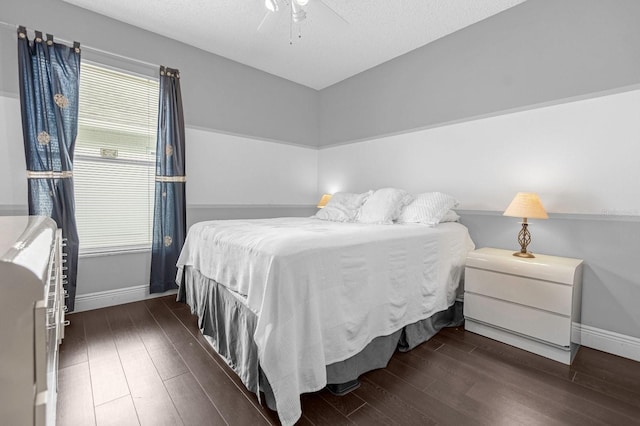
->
<box><xmin>74</xmin><ymin>62</ymin><xmax>159</xmax><ymax>254</ymax></box>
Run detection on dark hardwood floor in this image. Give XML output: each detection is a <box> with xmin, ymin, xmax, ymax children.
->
<box><xmin>57</xmin><ymin>296</ymin><xmax>640</xmax><ymax>425</ymax></box>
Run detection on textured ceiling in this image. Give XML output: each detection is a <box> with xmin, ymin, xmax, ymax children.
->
<box><xmin>62</xmin><ymin>0</ymin><xmax>527</xmax><ymax>90</ymax></box>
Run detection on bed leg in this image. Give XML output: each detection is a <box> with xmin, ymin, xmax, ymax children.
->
<box><xmin>326</xmin><ymin>379</ymin><xmax>361</xmax><ymax>396</ymax></box>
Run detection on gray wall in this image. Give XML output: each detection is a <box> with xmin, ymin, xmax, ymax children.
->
<box><xmin>319</xmin><ymin>0</ymin><xmax>640</xmax><ymax>146</ymax></box>
<box><xmin>0</xmin><ymin>0</ymin><xmax>319</xmax><ymax>146</ymax></box>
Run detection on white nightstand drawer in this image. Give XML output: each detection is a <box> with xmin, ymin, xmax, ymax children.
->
<box><xmin>464</xmin><ymin>293</ymin><xmax>571</xmax><ymax>347</ymax></box>
<box><xmin>465</xmin><ymin>268</ymin><xmax>573</xmax><ymax>315</ymax></box>
<box><xmin>467</xmin><ymin>248</ymin><xmax>582</xmax><ymax>285</ymax></box>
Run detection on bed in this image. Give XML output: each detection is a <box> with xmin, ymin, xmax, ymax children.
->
<box><xmin>176</xmin><ymin>215</ymin><xmax>474</xmax><ymax>425</ymax></box>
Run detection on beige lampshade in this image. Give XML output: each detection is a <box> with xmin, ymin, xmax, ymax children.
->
<box><xmin>317</xmin><ymin>194</ymin><xmax>332</xmax><ymax>208</ymax></box>
<box><xmin>503</xmin><ymin>192</ymin><xmax>548</xmax><ymax>219</ymax></box>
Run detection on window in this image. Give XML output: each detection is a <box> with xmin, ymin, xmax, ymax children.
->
<box><xmin>74</xmin><ymin>62</ymin><xmax>159</xmax><ymax>254</ymax></box>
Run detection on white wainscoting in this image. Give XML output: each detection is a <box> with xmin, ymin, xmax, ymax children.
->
<box><xmin>0</xmin><ymin>94</ymin><xmax>319</xmax><ymax>210</ymax></box>
<box><xmin>318</xmin><ymin>88</ymin><xmax>640</xmax><ymax>216</ymax></box>
<box><xmin>0</xmin><ymin>96</ymin><xmax>28</xmax><ymax>207</ymax></box>
<box><xmin>186</xmin><ymin>127</ymin><xmax>318</xmax><ymax>206</ymax></box>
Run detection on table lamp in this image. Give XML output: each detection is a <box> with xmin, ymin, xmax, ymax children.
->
<box><xmin>317</xmin><ymin>194</ymin><xmax>332</xmax><ymax>208</ymax></box>
<box><xmin>503</xmin><ymin>192</ymin><xmax>548</xmax><ymax>258</ymax></box>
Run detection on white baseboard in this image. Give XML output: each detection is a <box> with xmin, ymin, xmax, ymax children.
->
<box><xmin>73</xmin><ymin>284</ymin><xmax>177</xmax><ymax>313</ymax></box>
<box><xmin>572</xmin><ymin>323</ymin><xmax>640</xmax><ymax>362</ymax></box>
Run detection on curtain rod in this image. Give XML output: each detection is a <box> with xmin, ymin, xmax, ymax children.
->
<box><xmin>0</xmin><ymin>20</ymin><xmax>159</xmax><ymax>70</ymax></box>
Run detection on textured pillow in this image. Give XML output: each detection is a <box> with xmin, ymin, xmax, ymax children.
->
<box><xmin>440</xmin><ymin>210</ymin><xmax>460</xmax><ymax>223</ymax></box>
<box><xmin>314</xmin><ymin>191</ymin><xmax>373</xmax><ymax>222</ymax></box>
<box><xmin>397</xmin><ymin>192</ymin><xmax>459</xmax><ymax>226</ymax></box>
<box><xmin>358</xmin><ymin>188</ymin><xmax>413</xmax><ymax>224</ymax></box>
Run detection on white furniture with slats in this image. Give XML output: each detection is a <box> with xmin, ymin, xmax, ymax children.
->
<box><xmin>0</xmin><ymin>216</ymin><xmax>66</xmax><ymax>425</ymax></box>
<box><xmin>463</xmin><ymin>247</ymin><xmax>583</xmax><ymax>364</ymax></box>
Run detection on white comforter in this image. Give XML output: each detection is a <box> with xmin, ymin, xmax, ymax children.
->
<box><xmin>176</xmin><ymin>217</ymin><xmax>475</xmax><ymax>425</ymax></box>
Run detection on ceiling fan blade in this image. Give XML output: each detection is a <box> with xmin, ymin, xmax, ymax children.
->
<box><xmin>257</xmin><ymin>10</ymin><xmax>284</xmax><ymax>33</ymax></box>
<box><xmin>315</xmin><ymin>0</ymin><xmax>348</xmax><ymax>25</ymax></box>
<box><xmin>257</xmin><ymin>11</ymin><xmax>272</xmax><ymax>32</ymax></box>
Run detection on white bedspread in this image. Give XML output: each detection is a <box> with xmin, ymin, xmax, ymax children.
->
<box><xmin>176</xmin><ymin>217</ymin><xmax>474</xmax><ymax>425</ymax></box>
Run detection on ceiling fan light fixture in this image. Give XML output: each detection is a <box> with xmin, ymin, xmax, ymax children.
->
<box><xmin>265</xmin><ymin>0</ymin><xmax>278</xmax><ymax>12</ymax></box>
<box><xmin>291</xmin><ymin>1</ymin><xmax>307</xmax><ymax>22</ymax></box>
<box><xmin>292</xmin><ymin>10</ymin><xmax>307</xmax><ymax>22</ymax></box>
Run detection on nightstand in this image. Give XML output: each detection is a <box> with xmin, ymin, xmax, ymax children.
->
<box><xmin>463</xmin><ymin>247</ymin><xmax>583</xmax><ymax>364</ymax></box>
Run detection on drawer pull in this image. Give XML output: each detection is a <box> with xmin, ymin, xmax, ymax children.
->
<box><xmin>63</xmin><ymin>320</ymin><xmax>70</xmax><ymax>327</ymax></box>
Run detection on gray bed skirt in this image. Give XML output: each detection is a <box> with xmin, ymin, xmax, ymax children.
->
<box><xmin>177</xmin><ymin>266</ymin><xmax>463</xmax><ymax>411</ymax></box>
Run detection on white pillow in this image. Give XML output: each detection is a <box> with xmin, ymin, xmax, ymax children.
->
<box><xmin>440</xmin><ymin>210</ymin><xmax>460</xmax><ymax>223</ymax></box>
<box><xmin>314</xmin><ymin>191</ymin><xmax>373</xmax><ymax>222</ymax></box>
<box><xmin>397</xmin><ymin>192</ymin><xmax>459</xmax><ymax>226</ymax></box>
<box><xmin>358</xmin><ymin>188</ymin><xmax>413</xmax><ymax>224</ymax></box>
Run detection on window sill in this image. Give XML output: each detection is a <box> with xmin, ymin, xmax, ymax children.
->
<box><xmin>79</xmin><ymin>246</ymin><xmax>151</xmax><ymax>258</ymax></box>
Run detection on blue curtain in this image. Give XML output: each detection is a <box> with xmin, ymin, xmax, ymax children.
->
<box><xmin>150</xmin><ymin>66</ymin><xmax>186</xmax><ymax>293</ymax></box>
<box><xmin>17</xmin><ymin>27</ymin><xmax>81</xmax><ymax>311</ymax></box>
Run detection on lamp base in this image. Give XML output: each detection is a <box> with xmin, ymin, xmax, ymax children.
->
<box><xmin>513</xmin><ymin>251</ymin><xmax>535</xmax><ymax>258</ymax></box>
<box><xmin>513</xmin><ymin>219</ymin><xmax>535</xmax><ymax>258</ymax></box>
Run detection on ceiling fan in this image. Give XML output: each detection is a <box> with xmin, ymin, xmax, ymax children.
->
<box><xmin>259</xmin><ymin>0</ymin><xmax>348</xmax><ymax>43</ymax></box>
